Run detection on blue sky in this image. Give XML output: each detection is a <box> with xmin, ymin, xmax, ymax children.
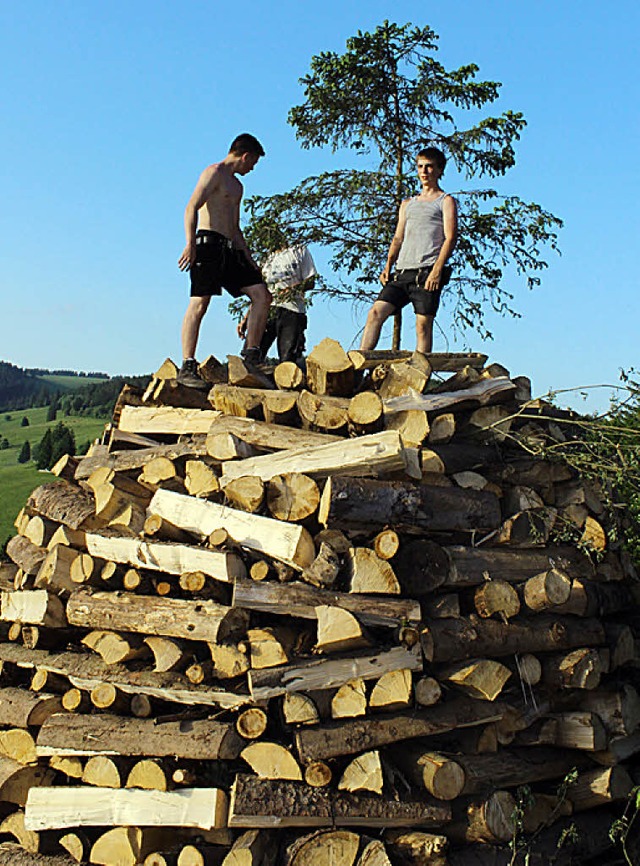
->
<box><xmin>0</xmin><ymin>1</ymin><xmax>638</xmax><ymax>412</ymax></box>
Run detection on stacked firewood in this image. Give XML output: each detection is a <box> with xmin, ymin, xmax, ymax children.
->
<box><xmin>1</xmin><ymin>337</ymin><xmax>639</xmax><ymax>866</ymax></box>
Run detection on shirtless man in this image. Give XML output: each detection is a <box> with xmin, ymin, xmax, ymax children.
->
<box><xmin>177</xmin><ymin>133</ymin><xmax>271</xmax><ymax>388</ymax></box>
<box><xmin>360</xmin><ymin>146</ymin><xmax>458</xmax><ymax>356</ymax></box>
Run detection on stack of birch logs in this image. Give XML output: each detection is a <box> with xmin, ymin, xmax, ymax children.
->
<box><xmin>1</xmin><ymin>337</ymin><xmax>639</xmax><ymax>866</ymax></box>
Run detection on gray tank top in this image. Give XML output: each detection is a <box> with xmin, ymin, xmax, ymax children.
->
<box><xmin>396</xmin><ymin>193</ymin><xmax>448</xmax><ymax>270</ymax></box>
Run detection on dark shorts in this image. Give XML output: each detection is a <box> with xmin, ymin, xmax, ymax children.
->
<box><xmin>260</xmin><ymin>307</ymin><xmax>307</xmax><ymax>363</ymax></box>
<box><xmin>190</xmin><ymin>230</ymin><xmax>263</xmax><ymax>298</ymax></box>
<box><xmin>376</xmin><ymin>264</ymin><xmax>452</xmax><ymax>317</ymax></box>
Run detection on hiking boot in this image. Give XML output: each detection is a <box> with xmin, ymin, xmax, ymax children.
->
<box><xmin>240</xmin><ymin>346</ymin><xmax>262</xmax><ymax>366</ymax></box>
<box><xmin>176</xmin><ymin>359</ymin><xmax>208</xmax><ymax>390</ymax></box>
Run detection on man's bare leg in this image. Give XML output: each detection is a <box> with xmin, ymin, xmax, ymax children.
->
<box><xmin>181</xmin><ymin>296</ymin><xmax>211</xmax><ymax>359</ymax></box>
<box><xmin>243</xmin><ymin>283</ymin><xmax>272</xmax><ymax>350</ymax></box>
<box><xmin>415</xmin><ymin>314</ymin><xmax>435</xmax><ymax>354</ymax></box>
<box><xmin>360</xmin><ymin>301</ymin><xmax>397</xmax><ymax>350</ymax></box>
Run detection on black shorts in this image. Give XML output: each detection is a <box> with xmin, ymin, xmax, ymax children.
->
<box><xmin>376</xmin><ymin>264</ymin><xmax>452</xmax><ymax>316</ymax></box>
<box><xmin>190</xmin><ymin>230</ymin><xmax>262</xmax><ymax>298</ymax></box>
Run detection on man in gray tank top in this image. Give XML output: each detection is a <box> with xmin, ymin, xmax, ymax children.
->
<box><xmin>359</xmin><ymin>147</ymin><xmax>458</xmax><ymax>356</ymax></box>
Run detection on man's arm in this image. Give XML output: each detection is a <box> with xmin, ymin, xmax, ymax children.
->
<box><xmin>177</xmin><ymin>165</ymin><xmax>220</xmax><ymax>271</ymax></box>
<box><xmin>424</xmin><ymin>195</ymin><xmax>458</xmax><ymax>292</ymax></box>
<box><xmin>380</xmin><ymin>202</ymin><xmax>408</xmax><ymax>285</ymax></box>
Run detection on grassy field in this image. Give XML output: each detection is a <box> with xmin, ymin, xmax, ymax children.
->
<box><xmin>0</xmin><ymin>407</ymin><xmax>107</xmax><ymax>546</ymax></box>
<box><xmin>39</xmin><ymin>374</ymin><xmax>108</xmax><ymax>391</ymax></box>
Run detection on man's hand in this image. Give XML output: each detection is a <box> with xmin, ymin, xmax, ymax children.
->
<box><xmin>178</xmin><ymin>242</ymin><xmax>196</xmax><ymax>272</ymax></box>
<box><xmin>237</xmin><ymin>314</ymin><xmax>248</xmax><ymax>340</ymax></box>
<box><xmin>379</xmin><ymin>266</ymin><xmax>391</xmax><ymax>286</ymax></box>
<box><xmin>424</xmin><ymin>268</ymin><xmax>441</xmax><ymax>292</ymax></box>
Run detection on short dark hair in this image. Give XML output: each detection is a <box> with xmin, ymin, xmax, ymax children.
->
<box><xmin>416</xmin><ymin>146</ymin><xmax>446</xmax><ymax>173</ymax></box>
<box><xmin>230</xmin><ymin>133</ymin><xmax>265</xmax><ymax>158</ymax></box>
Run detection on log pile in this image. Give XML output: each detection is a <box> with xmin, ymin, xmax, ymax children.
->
<box><xmin>1</xmin><ymin>337</ymin><xmax>639</xmax><ymax>865</ymax></box>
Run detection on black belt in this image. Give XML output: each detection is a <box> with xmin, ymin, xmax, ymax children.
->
<box><xmin>196</xmin><ymin>233</ymin><xmax>234</xmax><ymax>248</ymax></box>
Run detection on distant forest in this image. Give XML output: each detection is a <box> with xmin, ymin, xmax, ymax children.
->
<box><xmin>0</xmin><ymin>361</ymin><xmax>148</xmax><ymax>414</ymax></box>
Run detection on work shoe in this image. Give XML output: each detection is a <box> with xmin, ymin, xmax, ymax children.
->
<box><xmin>240</xmin><ymin>346</ymin><xmax>262</xmax><ymax>365</ymax></box>
<box><xmin>176</xmin><ymin>359</ymin><xmax>208</xmax><ymax>390</ymax></box>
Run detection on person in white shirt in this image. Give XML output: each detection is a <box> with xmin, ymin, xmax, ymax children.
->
<box><xmin>238</xmin><ymin>242</ymin><xmax>317</xmax><ymax>362</ymax></box>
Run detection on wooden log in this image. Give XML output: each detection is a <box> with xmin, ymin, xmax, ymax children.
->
<box><xmin>206</xmin><ymin>414</ymin><xmax>340</xmax><ymax>454</ymax></box>
<box><xmin>210</xmin><ymin>642</ymin><xmax>250</xmax><ymax>680</ymax></box>
<box><xmin>248</xmin><ymin>645</ymin><xmax>421</xmax><ymax>700</ymax></box>
<box><xmin>541</xmin><ymin>648</ymin><xmax>604</xmax><ymax>690</ymax></box>
<box><xmin>0</xmin><ymin>756</ymin><xmax>54</xmax><ymax>806</ymax></box>
<box><xmin>184</xmin><ymin>460</ymin><xmax>220</xmax><ymax>499</ymax></box>
<box><xmin>77</xmin><ymin>439</ymin><xmax>209</xmax><ymax>480</ymax></box>
<box><xmin>228</xmin><ymin>774</ymin><xmax>450</xmax><ymax>828</ymax></box>
<box><xmin>150</xmin><ymin>489</ymin><xmax>315</xmax><ymax>570</ymax></box>
<box><xmin>118</xmin><ymin>404</ymin><xmax>220</xmax><ymax>435</ymax></box>
<box><xmin>22</xmin><ymin>516</ymin><xmax>59</xmax><ymax>549</ymax></box>
<box><xmin>37</xmin><ymin>714</ymin><xmax>244</xmax><ymax>760</ymax></box>
<box><xmin>62</xmin><ymin>688</ymin><xmax>91</xmax><ymax>713</ymax></box>
<box><xmin>283</xmin><ymin>693</ymin><xmax>320</xmax><ymax>726</ymax></box>
<box><xmin>450</xmin><ymin>791</ymin><xmax>516</xmax><ymax>844</ymax></box>
<box><xmin>298</xmin><ymin>390</ymin><xmax>349</xmax><ymax>434</ymax></box>
<box><xmin>306</xmin><ymin>338</ymin><xmax>355</xmax><ymax>397</ymax></box>
<box><xmin>144</xmin><ymin>637</ymin><xmax>189</xmax><ymax>673</ymax></box>
<box><xmin>316</xmin><ymin>606</ymin><xmax>369</xmax><ymax>654</ymax></box>
<box><xmin>348</xmin><ymin>391</ymin><xmax>384</xmax><ymax>435</ymax></box>
<box><xmin>224</xmin><ymin>476</ymin><xmax>265</xmax><ymax>513</ymax></box>
<box><xmin>1</xmin><ymin>590</ymin><xmax>67</xmax><ymax>628</ymax></box>
<box><xmin>0</xmin><ymin>643</ymin><xmax>247</xmax><ymax>709</ymax></box>
<box><xmin>89</xmin><ymin>827</ymin><xmax>175</xmax><ymax>866</ymax></box>
<box><xmin>444</xmin><ymin>544</ymin><xmax>595</xmax><ymax>589</ymax></box>
<box><xmin>206</xmin><ymin>431</ymin><xmax>257</xmax><ymax>461</ymax></box>
<box><xmin>82</xmin><ymin>755</ymin><xmax>122</xmax><ymax>788</ymax></box>
<box><xmin>473</xmin><ymin>581</ymin><xmax>520</xmax><ymax>620</ymax></box>
<box><xmin>27</xmin><ymin>481</ymin><xmax>95</xmax><ymax>530</ymax></box>
<box><xmin>383</xmin><ymin>376</ymin><xmax>516</xmax><ymax>415</ymax></box>
<box><xmin>228</xmin><ymin>355</ymin><xmax>274</xmax><ymax>390</ymax></box>
<box><xmin>384</xmin><ymin>831</ymin><xmax>448</xmax><ymax>866</ymax></box>
<box><xmin>348</xmin><ymin>548</ymin><xmax>400</xmax><ymax>594</ymax></box>
<box><xmin>332</xmin><ymin>679</ymin><xmax>367</xmax><ymax>719</ymax></box>
<box><xmin>274</xmin><ymin>361</ymin><xmax>304</xmax><ymax>391</ymax></box>
<box><xmin>220</xmin><ymin>430</ymin><xmax>408</xmax><ymax>487</ymax></box>
<box><xmin>301</xmin><ymin>543</ymin><xmax>341</xmax><ymax>589</ymax></box>
<box><xmin>34</xmin><ymin>545</ymin><xmax>80</xmax><ymax>596</ymax></box>
<box><xmin>286</xmin><ymin>830</ymin><xmax>360</xmax><ymax>866</ymax></box>
<box><xmin>0</xmin><ymin>687</ymin><xmax>62</xmax><ymax>727</ymax></box>
<box><xmin>369</xmin><ymin>669</ymin><xmax>412</xmax><ymax>711</ymax></box>
<box><xmin>0</xmin><ymin>729</ymin><xmax>37</xmax><ymax>764</ymax></box>
<box><xmin>126</xmin><ymin>759</ymin><xmax>169</xmax><ymax>792</ymax></box>
<box><xmin>267</xmin><ymin>474</ymin><xmax>320</xmax><ymax>522</ymax></box>
<box><xmin>523</xmin><ymin>568</ymin><xmax>572</xmax><ymax>611</ymax></box>
<box><xmin>550</xmin><ymin>711</ymin><xmax>608</xmax><ymax>751</ymax></box>
<box><xmin>295</xmin><ymin>698</ymin><xmax>506</xmax><ymax>762</ymax></box>
<box><xmin>84</xmin><ymin>532</ymin><xmax>246</xmax><ymax>583</ymax></box>
<box><xmin>263</xmin><ymin>390</ymin><xmax>300</xmax><ymax>426</ymax></box>
<box><xmin>372</xmin><ymin>529</ymin><xmax>400</xmax><ymax>561</ymax></box>
<box><xmin>0</xmin><ymin>811</ymin><xmax>40</xmax><ymax>853</ymax></box>
<box><xmin>6</xmin><ymin>535</ymin><xmax>47</xmax><ymax>576</ymax></box>
<box><xmin>59</xmin><ymin>830</ymin><xmax>91</xmax><ymax>862</ymax></box>
<box><xmin>67</xmin><ymin>590</ymin><xmax>247</xmax><ymax>644</ymax></box>
<box><xmin>420</xmin><ymin>615</ymin><xmax>605</xmax><ymax>663</ymax></box>
<box><xmin>240</xmin><ymin>742</ymin><xmax>302</xmax><ymax>780</ymax></box>
<box><xmin>210</xmin><ymin>385</ymin><xmax>265</xmax><ymax>419</ymax></box>
<box><xmin>441</xmin><ymin>660</ymin><xmax>512</xmax><ymax>702</ymax></box>
<box><xmin>349</xmin><ymin>350</ymin><xmax>488</xmax><ymax>372</ymax></box>
<box><xmin>304</xmin><ymin>763</ymin><xmax>332</xmax><ymax>789</ymax></box>
<box><xmin>198</xmin><ymin>354</ymin><xmax>227</xmax><ymax>385</ymax></box>
<box><xmin>138</xmin><ymin>456</ymin><xmax>181</xmax><ymax>489</ymax></box>
<box><xmin>415</xmin><ymin>677</ymin><xmax>442</xmax><ymax>707</ymax></box>
<box><xmin>391</xmin><ymin>747</ymin><xmax>465</xmax><ymax>801</ymax></box>
<box><xmin>319</xmin><ymin>476</ymin><xmax>500</xmax><ymax>533</ymax></box>
<box><xmin>235</xmin><ymin>707</ymin><xmax>268</xmax><ymax>740</ymax></box>
<box><xmin>384</xmin><ymin>410</ymin><xmax>430</xmax><ymax>447</ymax></box>
<box><xmin>568</xmin><ymin>766</ymin><xmax>633</xmax><ymax>811</ymax></box>
<box><xmin>90</xmin><ymin>683</ymin><xmax>130</xmax><ymax>714</ymax></box>
<box><xmin>456</xmin><ymin>748</ymin><xmax>582</xmax><ymax>796</ymax></box>
<box><xmin>338</xmin><ymin>750</ymin><xmax>383</xmax><ymax>794</ymax></box>
<box><xmin>377</xmin><ymin>361</ymin><xmax>430</xmax><ymax>400</ymax></box>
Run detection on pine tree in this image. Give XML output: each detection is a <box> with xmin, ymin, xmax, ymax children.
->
<box><xmin>17</xmin><ymin>440</ymin><xmax>31</xmax><ymax>463</ymax></box>
<box><xmin>34</xmin><ymin>429</ymin><xmax>53</xmax><ymax>470</ymax></box>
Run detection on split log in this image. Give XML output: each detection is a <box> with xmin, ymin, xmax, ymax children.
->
<box><xmin>0</xmin><ymin>729</ymin><xmax>37</xmax><ymax>764</ymax></box>
<box><xmin>377</xmin><ymin>361</ymin><xmax>430</xmax><ymax>400</ymax></box>
<box><xmin>82</xmin><ymin>755</ymin><xmax>122</xmax><ymax>788</ymax></box>
<box><xmin>37</xmin><ymin>714</ymin><xmax>244</xmax><ymax>760</ymax></box>
<box><xmin>523</xmin><ymin>567</ymin><xmax>572</xmax><ymax>611</ymax></box>
<box><xmin>428</xmin><ymin>413</ymin><xmax>456</xmax><ymax>444</ymax></box>
<box><xmin>295</xmin><ymin>698</ymin><xmax>506</xmax><ymax>762</ymax></box>
<box><xmin>89</xmin><ymin>827</ymin><xmax>175</xmax><ymax>866</ymax></box>
<box><xmin>138</xmin><ymin>456</ymin><xmax>181</xmax><ymax>489</ymax></box>
<box><xmin>541</xmin><ymin>648</ymin><xmax>604</xmax><ymax>690</ymax></box>
<box><xmin>300</xmin><ymin>543</ymin><xmax>341</xmax><ymax>589</ymax></box>
<box><xmin>348</xmin><ymin>350</ymin><xmax>487</xmax><ymax>372</ymax></box>
<box><xmin>348</xmin><ymin>548</ymin><xmax>400</xmax><ymax>594</ymax></box>
<box><xmin>369</xmin><ymin>669</ymin><xmax>412</xmax><ymax>711</ymax></box>
<box><xmin>421</xmin><ymin>615</ymin><xmax>605</xmax><ymax>663</ymax></box>
<box><xmin>263</xmin><ymin>391</ymin><xmax>299</xmax><ymax>426</ymax></box>
<box><xmin>332</xmin><ymin>679</ymin><xmax>367</xmax><ymax>719</ymax></box>
<box><xmin>450</xmin><ymin>791</ymin><xmax>516</xmax><ymax>844</ymax></box>
<box><xmin>473</xmin><ymin>581</ymin><xmax>520</xmax><ymax>620</ymax></box>
<box><xmin>568</xmin><ymin>766</ymin><xmax>633</xmax><ymax>811</ymax></box>
<box><xmin>184</xmin><ymin>460</ymin><xmax>220</xmax><ymax>499</ymax></box>
<box><xmin>0</xmin><ymin>756</ymin><xmax>54</xmax><ymax>806</ymax></box>
<box><xmin>338</xmin><ymin>750</ymin><xmax>383</xmax><ymax>794</ymax></box>
<box><xmin>6</xmin><ymin>535</ymin><xmax>47</xmax><ymax>576</ymax></box>
<box><xmin>126</xmin><ymin>760</ymin><xmax>169</xmax><ymax>792</ymax></box>
<box><xmin>228</xmin><ymin>774</ymin><xmax>450</xmax><ymax>828</ymax></box>
<box><xmin>118</xmin><ymin>405</ymin><xmax>220</xmax><ymax>435</ymax></box>
<box><xmin>144</xmin><ymin>637</ymin><xmax>189</xmax><ymax>673</ymax></box>
<box><xmin>582</xmin><ymin>686</ymin><xmax>640</xmax><ymax>736</ymax></box>
<box><xmin>550</xmin><ymin>711</ymin><xmax>608</xmax><ymax>750</ymax></box>
<box><xmin>384</xmin><ymin>831</ymin><xmax>448</xmax><ymax>866</ymax></box>
<box><xmin>306</xmin><ymin>338</ymin><xmax>355</xmax><ymax>397</ymax></box>
<box><xmin>384</xmin><ymin>410</ymin><xmax>430</xmax><ymax>447</ymax></box>
<box><xmin>286</xmin><ymin>829</ymin><xmax>359</xmax><ymax>866</ymax></box>
<box><xmin>248</xmin><ymin>645</ymin><xmax>421</xmax><ymax>700</ymax></box>
<box><xmin>77</xmin><ymin>439</ymin><xmax>209</xmax><ymax>479</ymax></box>
<box><xmin>220</xmin><ymin>430</ymin><xmax>408</xmax><ymax>487</ymax></box>
<box><xmin>207</xmin><ymin>431</ymin><xmax>257</xmax><ymax>461</ymax></box>
<box><xmin>22</xmin><ymin>516</ymin><xmax>58</xmax><ymax>549</ymax></box>
<box><xmin>59</xmin><ymin>831</ymin><xmax>91</xmax><ymax>863</ymax></box>
<box><xmin>228</xmin><ymin>355</ymin><xmax>274</xmax><ymax>390</ymax></box>
<box><xmin>27</xmin><ymin>481</ymin><xmax>95</xmax><ymax>530</ymax></box>
<box><xmin>240</xmin><ymin>742</ymin><xmax>302</xmax><ymax>780</ymax></box>
<box><xmin>210</xmin><ymin>385</ymin><xmax>265</xmax><ymax>419</ymax></box>
<box><xmin>67</xmin><ymin>590</ymin><xmax>247</xmax><ymax>644</ymax></box>
<box><xmin>319</xmin><ymin>476</ymin><xmax>500</xmax><ymax>533</ymax></box>
<box><xmin>1</xmin><ymin>590</ymin><xmax>67</xmax><ymax>628</ymax></box>
<box><xmin>244</xmin><ymin>627</ymin><xmax>292</xmax><ymax>669</ymax></box>
<box><xmin>316</xmin><ymin>606</ymin><xmax>369</xmax><ymax>654</ymax></box>
<box><xmin>282</xmin><ymin>693</ymin><xmax>320</xmax><ymax>726</ymax></box>
<box><xmin>383</xmin><ymin>377</ymin><xmax>516</xmax><ymax>415</ymax></box>
<box><xmin>84</xmin><ymin>532</ymin><xmax>246</xmax><ymax>583</ymax></box>
<box><xmin>0</xmin><ymin>811</ymin><xmax>40</xmax><ymax>853</ymax></box>
<box><xmin>149</xmin><ymin>489</ymin><xmax>315</xmax><ymax>571</ymax></box>
<box><xmin>441</xmin><ymin>660</ymin><xmax>512</xmax><ymax>702</ymax></box>
<box><xmin>210</xmin><ymin>642</ymin><xmax>250</xmax><ymax>680</ymax></box>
